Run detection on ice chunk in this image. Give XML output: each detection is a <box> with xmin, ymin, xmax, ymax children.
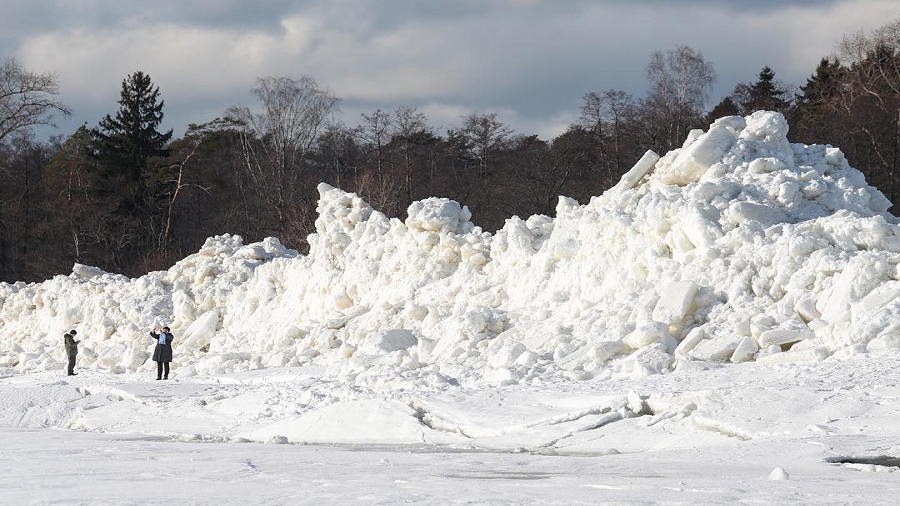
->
<box><xmin>362</xmin><ymin>329</ymin><xmax>419</xmax><ymax>354</ymax></box>
<box><xmin>730</xmin><ymin>336</ymin><xmax>759</xmax><ymax>363</ymax></box>
<box><xmin>614</xmin><ymin>150</ymin><xmax>660</xmax><ymax>191</ymax></box>
<box><xmin>652</xmin><ymin>281</ymin><xmax>699</xmax><ymax>327</ymax></box>
<box><xmin>794</xmin><ymin>296</ymin><xmax>820</xmax><ymax>322</ymax></box>
<box><xmin>851</xmin><ymin>284</ymin><xmax>900</xmax><ymax>320</ymax></box>
<box><xmin>769</xmin><ymin>468</ymin><xmax>790</xmax><ymax>481</ymax></box>
<box><xmin>690</xmin><ymin>334</ymin><xmax>745</xmax><ymax>361</ymax></box>
<box><xmin>757</xmin><ymin>329</ymin><xmax>813</xmax><ymax>348</ymax></box>
<box><xmin>755</xmin><ymin>347</ymin><xmax>829</xmax><ymax>364</ymax></box>
<box><xmin>674</xmin><ymin>327</ymin><xmax>705</xmax><ymax>356</ymax></box>
<box><xmin>728</xmin><ymin>201</ymin><xmax>786</xmax><ymax>225</ymax></box>
<box><xmin>680</xmin><ymin>206</ymin><xmax>723</xmax><ymax>249</ymax></box>
<box><xmin>406</xmin><ymin>198</ymin><xmax>473</xmax><ymax>234</ymax></box>
<box><xmin>623</xmin><ymin>322</ymin><xmax>676</xmax><ymax>351</ymax></box>
<box><xmin>658</xmin><ymin>117</ymin><xmax>743</xmax><ymax>185</ymax></box>
<box><xmin>178</xmin><ymin>310</ymin><xmax>220</xmax><ymax>352</ymax></box>
<box><xmin>72</xmin><ymin>264</ymin><xmax>106</xmax><ymax>279</ymax></box>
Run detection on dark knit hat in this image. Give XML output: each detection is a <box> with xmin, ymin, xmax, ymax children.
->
<box><xmin>70</xmin><ymin>330</ymin><xmax>77</xmax><ymax>335</ymax></box>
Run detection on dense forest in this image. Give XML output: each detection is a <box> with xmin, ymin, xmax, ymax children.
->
<box><xmin>1</xmin><ymin>19</ymin><xmax>900</xmax><ymax>283</ymax></box>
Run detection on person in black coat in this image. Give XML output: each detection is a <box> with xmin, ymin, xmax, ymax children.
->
<box><xmin>149</xmin><ymin>326</ymin><xmax>174</xmax><ymax>380</ymax></box>
<box><xmin>64</xmin><ymin>330</ymin><xmax>80</xmax><ymax>376</ymax></box>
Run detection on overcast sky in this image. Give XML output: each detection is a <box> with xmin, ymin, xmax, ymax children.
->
<box><xmin>3</xmin><ymin>0</ymin><xmax>898</xmax><ymax>142</ymax></box>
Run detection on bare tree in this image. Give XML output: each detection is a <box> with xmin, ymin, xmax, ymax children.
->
<box><xmin>225</xmin><ymin>76</ymin><xmax>339</xmax><ymax>241</ymax></box>
<box><xmin>160</xmin><ymin>133</ymin><xmax>211</xmax><ymax>246</ymax></box>
<box><xmin>392</xmin><ymin>106</ymin><xmax>433</xmax><ymax>200</ymax></box>
<box><xmin>0</xmin><ymin>133</ymin><xmax>50</xmax><ymax>280</ymax></box>
<box><xmin>603</xmin><ymin>90</ymin><xmax>635</xmax><ymax>174</ymax></box>
<box><xmin>839</xmin><ymin>18</ymin><xmax>900</xmax><ymax>98</ymax></box>
<box><xmin>647</xmin><ymin>45</ymin><xmax>716</xmax><ymax>112</ymax></box>
<box><xmin>836</xmin><ymin>17</ymin><xmax>900</xmax><ymax>204</ymax></box>
<box><xmin>579</xmin><ymin>92</ymin><xmax>605</xmax><ymax>134</ymax></box>
<box><xmin>0</xmin><ymin>58</ymin><xmax>70</xmax><ymax>143</ymax></box>
<box><xmin>357</xmin><ymin>108</ymin><xmax>393</xmax><ymax>179</ymax></box>
<box><xmin>40</xmin><ymin>126</ymin><xmax>100</xmax><ymax>270</ymax></box>
<box><xmin>227</xmin><ymin>76</ymin><xmax>339</xmax><ymax>191</ymax></box>
<box><xmin>643</xmin><ymin>45</ymin><xmax>716</xmax><ymax>151</ymax></box>
<box><xmin>579</xmin><ymin>90</ymin><xmax>635</xmax><ymax>178</ymax></box>
<box><xmin>316</xmin><ymin>123</ymin><xmax>361</xmax><ymax>188</ymax></box>
<box><xmin>459</xmin><ymin>112</ymin><xmax>513</xmax><ymax>178</ymax></box>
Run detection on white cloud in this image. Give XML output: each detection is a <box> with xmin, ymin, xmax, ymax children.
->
<box><xmin>9</xmin><ymin>0</ymin><xmax>900</xmax><ymax>140</ymax></box>
<box><xmin>749</xmin><ymin>0</ymin><xmax>900</xmax><ymax>69</ymax></box>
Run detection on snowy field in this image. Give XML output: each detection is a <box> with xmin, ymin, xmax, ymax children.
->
<box><xmin>2</xmin><ymin>360</ymin><xmax>899</xmax><ymax>504</ymax></box>
<box><xmin>2</xmin><ymin>111</ymin><xmax>900</xmax><ymax>504</ymax></box>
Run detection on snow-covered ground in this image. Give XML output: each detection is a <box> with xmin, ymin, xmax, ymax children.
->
<box><xmin>2</xmin><ymin>359</ymin><xmax>898</xmax><ymax>504</ymax></box>
<box><xmin>2</xmin><ymin>111</ymin><xmax>900</xmax><ymax>504</ymax></box>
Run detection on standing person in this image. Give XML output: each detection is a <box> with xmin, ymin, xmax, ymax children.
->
<box><xmin>64</xmin><ymin>330</ymin><xmax>79</xmax><ymax>376</ymax></box>
<box><xmin>149</xmin><ymin>326</ymin><xmax>174</xmax><ymax>380</ymax></box>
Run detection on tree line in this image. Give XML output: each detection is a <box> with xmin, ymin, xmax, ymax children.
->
<box><xmin>2</xmin><ymin>19</ymin><xmax>900</xmax><ymax>283</ymax></box>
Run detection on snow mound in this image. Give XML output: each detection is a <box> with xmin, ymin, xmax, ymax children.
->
<box><xmin>2</xmin><ymin>111</ymin><xmax>900</xmax><ymax>387</ymax></box>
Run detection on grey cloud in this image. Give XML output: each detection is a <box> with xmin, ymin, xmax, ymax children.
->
<box><xmin>8</xmin><ymin>0</ymin><xmax>894</xmax><ymax>143</ymax></box>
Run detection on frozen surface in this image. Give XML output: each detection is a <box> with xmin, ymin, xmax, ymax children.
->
<box><xmin>2</xmin><ymin>112</ymin><xmax>900</xmax><ymax>503</ymax></box>
<box><xmin>2</xmin><ymin>358</ymin><xmax>899</xmax><ymax>504</ymax></box>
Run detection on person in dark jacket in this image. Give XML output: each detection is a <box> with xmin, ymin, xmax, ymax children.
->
<box><xmin>64</xmin><ymin>330</ymin><xmax>79</xmax><ymax>376</ymax></box>
<box><xmin>149</xmin><ymin>326</ymin><xmax>174</xmax><ymax>380</ymax></box>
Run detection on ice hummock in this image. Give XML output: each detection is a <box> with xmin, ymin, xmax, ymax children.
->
<box><xmin>2</xmin><ymin>111</ymin><xmax>899</xmax><ymax>386</ymax></box>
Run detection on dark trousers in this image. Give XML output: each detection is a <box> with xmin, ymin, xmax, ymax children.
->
<box><xmin>67</xmin><ymin>355</ymin><xmax>76</xmax><ymax>375</ymax></box>
<box><xmin>157</xmin><ymin>361</ymin><xmax>170</xmax><ymax>379</ymax></box>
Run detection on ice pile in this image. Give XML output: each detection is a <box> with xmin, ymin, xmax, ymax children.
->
<box><xmin>1</xmin><ymin>111</ymin><xmax>899</xmax><ymax>387</ymax></box>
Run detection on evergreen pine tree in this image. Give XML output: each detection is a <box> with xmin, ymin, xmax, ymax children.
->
<box><xmin>747</xmin><ymin>66</ymin><xmax>790</xmax><ymax>113</ymax></box>
<box><xmin>86</xmin><ymin>71</ymin><xmax>174</xmax><ymax>272</ymax></box>
<box><xmin>799</xmin><ymin>58</ymin><xmax>844</xmax><ymax>105</ymax></box>
<box><xmin>706</xmin><ymin>96</ymin><xmax>740</xmax><ymax>122</ymax></box>
<box><xmin>791</xmin><ymin>58</ymin><xmax>847</xmax><ymax>145</ymax></box>
<box><xmin>94</xmin><ymin>71</ymin><xmax>172</xmax><ymax>183</ymax></box>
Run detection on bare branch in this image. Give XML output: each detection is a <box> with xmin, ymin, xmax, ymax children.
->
<box><xmin>0</xmin><ymin>58</ymin><xmax>70</xmax><ymax>143</ymax></box>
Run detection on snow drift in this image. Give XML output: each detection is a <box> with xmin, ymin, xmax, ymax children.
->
<box><xmin>2</xmin><ymin>111</ymin><xmax>899</xmax><ymax>387</ymax></box>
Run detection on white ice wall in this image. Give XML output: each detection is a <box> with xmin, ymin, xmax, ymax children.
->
<box><xmin>2</xmin><ymin>111</ymin><xmax>900</xmax><ymax>386</ymax></box>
